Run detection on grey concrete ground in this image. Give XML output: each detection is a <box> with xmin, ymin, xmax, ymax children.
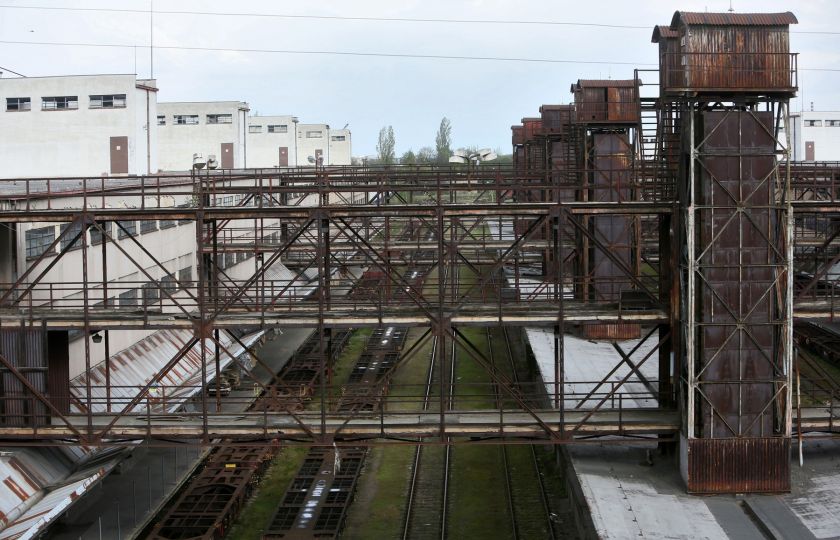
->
<box><xmin>566</xmin><ymin>439</ymin><xmax>840</xmax><ymax>539</ymax></box>
<box><xmin>44</xmin><ymin>327</ymin><xmax>313</xmax><ymax>540</ymax></box>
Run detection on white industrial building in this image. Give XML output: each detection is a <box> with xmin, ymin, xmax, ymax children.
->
<box><xmin>246</xmin><ymin>117</ymin><xmax>352</xmax><ymax>167</ymax></box>
<box><xmin>157</xmin><ymin>101</ymin><xmax>249</xmax><ymax>170</ymax></box>
<box><xmin>0</xmin><ymin>73</ymin><xmax>354</xmax><ymax>537</ymax></box>
<box><xmin>246</xmin><ymin>114</ymin><xmax>298</xmax><ymax>167</ymax></box>
<box><xmin>788</xmin><ymin>110</ymin><xmax>840</xmax><ymax>161</ymax></box>
<box><xmin>0</xmin><ymin>74</ymin><xmax>158</xmax><ymax>177</ymax></box>
<box><xmin>155</xmin><ymin>105</ymin><xmax>353</xmax><ymax>170</ymax></box>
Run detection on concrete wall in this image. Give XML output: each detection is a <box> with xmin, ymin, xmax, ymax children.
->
<box><xmin>247</xmin><ymin>115</ymin><xmax>298</xmax><ymax>168</ymax></box>
<box><xmin>789</xmin><ymin>111</ymin><xmax>840</xmax><ymax>161</ymax></box>
<box><xmin>157</xmin><ymin>101</ymin><xmax>248</xmax><ymax>171</ymax></box>
<box><xmin>0</xmin><ymin>74</ymin><xmax>157</xmax><ymax>177</ymax></box>
<box><xmin>329</xmin><ymin>128</ymin><xmax>352</xmax><ymax>165</ymax></box>
<box><xmin>297</xmin><ymin>123</ymin><xmax>329</xmax><ymax>165</ymax></box>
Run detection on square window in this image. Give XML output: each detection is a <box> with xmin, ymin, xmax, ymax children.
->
<box><xmin>42</xmin><ymin>96</ymin><xmax>78</xmax><ymax>110</ymax></box>
<box><xmin>60</xmin><ymin>222</ymin><xmax>85</xmax><ymax>251</ymax></box>
<box><xmin>140</xmin><ymin>220</ymin><xmax>158</xmax><ymax>234</ymax></box>
<box><xmin>157</xmin><ymin>115</ymin><xmax>166</xmax><ymax>126</ymax></box>
<box><xmin>90</xmin><ymin>221</ymin><xmax>110</xmax><ymax>245</ymax></box>
<box><xmin>119</xmin><ymin>289</ymin><xmax>137</xmax><ymax>308</ymax></box>
<box><xmin>207</xmin><ymin>114</ymin><xmax>232</xmax><ymax>124</ymax></box>
<box><xmin>174</xmin><ymin>114</ymin><xmax>199</xmax><ymax>125</ymax></box>
<box><xmin>142</xmin><ymin>282</ymin><xmax>160</xmax><ymax>305</ymax></box>
<box><xmin>25</xmin><ymin>226</ymin><xmax>55</xmax><ymax>258</ymax></box>
<box><xmin>161</xmin><ymin>273</ymin><xmax>176</xmax><ymax>293</ymax></box>
<box><xmin>179</xmin><ymin>267</ymin><xmax>192</xmax><ymax>285</ymax></box>
<box><xmin>6</xmin><ymin>97</ymin><xmax>31</xmax><ymax>111</ymax></box>
<box><xmin>117</xmin><ymin>221</ymin><xmax>136</xmax><ymax>238</ymax></box>
<box><xmin>89</xmin><ymin>94</ymin><xmax>126</xmax><ymax>108</ymax></box>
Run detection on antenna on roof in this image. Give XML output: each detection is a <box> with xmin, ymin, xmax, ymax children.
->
<box><xmin>728</xmin><ymin>1</ymin><xmax>735</xmax><ymax>12</ymax></box>
<box><xmin>149</xmin><ymin>0</ymin><xmax>154</xmax><ymax>79</ymax></box>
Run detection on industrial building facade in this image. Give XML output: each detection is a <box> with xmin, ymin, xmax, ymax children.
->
<box><xmin>0</xmin><ymin>74</ymin><xmax>158</xmax><ymax>177</ymax></box>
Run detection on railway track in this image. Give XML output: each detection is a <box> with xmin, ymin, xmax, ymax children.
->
<box><xmin>402</xmin><ymin>263</ymin><xmax>455</xmax><ymax>540</ymax></box>
<box><xmin>492</xmin><ymin>325</ymin><xmax>557</xmax><ymax>540</ymax></box>
<box><xmin>143</xmin><ymin>329</ymin><xmax>351</xmax><ymax>540</ymax></box>
<box><xmin>262</xmin><ymin>226</ymin><xmax>434</xmax><ymax>539</ymax></box>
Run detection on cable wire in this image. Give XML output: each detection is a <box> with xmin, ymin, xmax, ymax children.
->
<box><xmin>0</xmin><ymin>4</ymin><xmax>837</xmax><ymax>34</ymax></box>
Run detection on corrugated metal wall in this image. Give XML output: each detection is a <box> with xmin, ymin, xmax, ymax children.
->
<box><xmin>697</xmin><ymin>110</ymin><xmax>779</xmax><ymax>438</ymax></box>
<box><xmin>0</xmin><ymin>328</ymin><xmax>48</xmax><ymax>426</ymax></box>
<box><xmin>686</xmin><ymin>438</ymin><xmax>790</xmax><ymax>493</ymax></box>
<box><xmin>590</xmin><ymin>133</ymin><xmax>634</xmax><ymax>302</ymax></box>
<box><xmin>676</xmin><ymin>25</ymin><xmax>792</xmax><ymax>91</ymax></box>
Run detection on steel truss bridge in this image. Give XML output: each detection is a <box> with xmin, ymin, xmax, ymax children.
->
<box><xmin>0</xmin><ymin>163</ymin><xmax>839</xmax><ymax>447</ymax></box>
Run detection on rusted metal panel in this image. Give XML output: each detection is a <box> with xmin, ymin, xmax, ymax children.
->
<box><xmin>46</xmin><ymin>331</ymin><xmax>70</xmax><ymax>415</ymax></box>
<box><xmin>572</xmin><ymin>80</ymin><xmax>639</xmax><ymax>125</ymax></box>
<box><xmin>540</xmin><ymin>104</ymin><xmax>574</xmax><ymax>134</ymax></box>
<box><xmin>686</xmin><ymin>438</ymin><xmax>791</xmax><ymax>493</ymax></box>
<box><xmin>521</xmin><ymin>117</ymin><xmax>543</xmax><ymax>142</ymax></box>
<box><xmin>666</xmin><ymin>11</ymin><xmax>797</xmax><ymax>93</ymax></box>
<box><xmin>511</xmin><ymin>125</ymin><xmax>524</xmax><ymax>146</ymax></box>
<box><xmin>652</xmin><ymin>25</ymin><xmax>682</xmax><ymax>95</ymax></box>
<box><xmin>109</xmin><ymin>136</ymin><xmax>128</xmax><ymax>174</ymax></box>
<box><xmin>672</xmin><ymin>11</ymin><xmax>798</xmax><ymax>27</ymax></box>
<box><xmin>221</xmin><ymin>142</ymin><xmax>234</xmax><ymax>169</ymax></box>
<box><xmin>697</xmin><ymin>110</ymin><xmax>779</xmax><ymax>438</ymax></box>
<box><xmin>580</xmin><ymin>323</ymin><xmax>641</xmax><ymax>340</ymax></box>
<box><xmin>0</xmin><ymin>328</ymin><xmax>48</xmax><ymax>426</ymax></box>
<box><xmin>590</xmin><ymin>133</ymin><xmax>634</xmax><ymax>302</ymax></box>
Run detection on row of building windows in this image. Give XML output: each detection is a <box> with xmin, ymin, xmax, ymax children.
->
<box><xmin>6</xmin><ymin>94</ymin><xmax>126</xmax><ymax>112</ymax></box>
<box><xmin>25</xmin><ymin>218</ymin><xmax>181</xmax><ymax>259</ymax></box>
<box><xmin>157</xmin><ymin>113</ymin><xmax>235</xmax><ymax>126</ymax></box>
<box><xmin>248</xmin><ymin>124</ymin><xmax>290</xmax><ymax>134</ymax></box>
<box><xmin>99</xmin><ymin>266</ymin><xmax>193</xmax><ymax>309</ymax></box>
<box><xmin>804</xmin><ymin>120</ymin><xmax>840</xmax><ymax>127</ymax></box>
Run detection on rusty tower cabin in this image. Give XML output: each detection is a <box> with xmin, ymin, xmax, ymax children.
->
<box><xmin>662</xmin><ymin>11</ymin><xmax>798</xmax><ymax>493</ymax></box>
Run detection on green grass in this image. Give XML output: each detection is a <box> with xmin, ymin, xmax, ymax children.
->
<box><xmin>447</xmin><ymin>446</ymin><xmax>512</xmax><ymax>539</ymax></box>
<box><xmin>310</xmin><ymin>328</ymin><xmax>371</xmax><ymax>405</ymax></box>
<box><xmin>342</xmin><ymin>446</ymin><xmax>415</xmax><ymax>539</ymax></box>
<box><xmin>387</xmin><ymin>328</ymin><xmax>437</xmax><ymax>412</ymax></box>
<box><xmin>226</xmin><ymin>445</ymin><xmax>309</xmax><ymax>540</ymax></box>
<box><xmin>454</xmin><ymin>327</ymin><xmax>495</xmax><ymax>410</ymax></box>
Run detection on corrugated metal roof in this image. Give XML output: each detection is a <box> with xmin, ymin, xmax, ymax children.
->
<box><xmin>0</xmin><ymin>470</ymin><xmax>106</xmax><ymax>540</ymax></box>
<box><xmin>573</xmin><ymin>79</ymin><xmax>639</xmax><ymax>90</ymax></box>
<box><xmin>70</xmin><ymin>328</ymin><xmax>264</xmax><ymax>414</ymax></box>
<box><xmin>651</xmin><ymin>24</ymin><xmax>679</xmax><ymax>43</ymax></box>
<box><xmin>539</xmin><ymin>104</ymin><xmax>573</xmax><ymax>112</ymax></box>
<box><xmin>671</xmin><ymin>11</ymin><xmax>798</xmax><ymax>27</ymax></box>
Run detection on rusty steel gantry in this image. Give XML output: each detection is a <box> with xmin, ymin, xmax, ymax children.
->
<box><xmin>0</xmin><ymin>9</ymin><xmax>838</xmax><ymax>497</ymax></box>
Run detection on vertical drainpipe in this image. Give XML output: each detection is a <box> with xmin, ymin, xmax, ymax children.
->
<box><xmin>293</xmin><ymin>118</ymin><xmax>299</xmax><ymax>167</ymax></box>
<box><xmin>241</xmin><ymin>105</ymin><xmax>250</xmax><ymax>168</ymax></box>
<box><xmin>146</xmin><ymin>88</ymin><xmax>151</xmax><ymax>174</ymax></box>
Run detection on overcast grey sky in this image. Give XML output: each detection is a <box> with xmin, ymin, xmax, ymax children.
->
<box><xmin>1</xmin><ymin>0</ymin><xmax>838</xmax><ymax>157</ymax></box>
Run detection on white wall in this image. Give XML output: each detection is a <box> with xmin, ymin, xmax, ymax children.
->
<box><xmin>328</xmin><ymin>128</ymin><xmax>352</xmax><ymax>165</ymax></box>
<box><xmin>790</xmin><ymin>111</ymin><xmax>840</xmax><ymax>161</ymax></box>
<box><xmin>297</xmin><ymin>123</ymin><xmax>329</xmax><ymax>165</ymax></box>
<box><xmin>0</xmin><ymin>74</ymin><xmax>156</xmax><ymax>178</ymax></box>
<box><xmin>157</xmin><ymin>101</ymin><xmax>248</xmax><ymax>171</ymax></box>
<box><xmin>246</xmin><ymin>115</ymin><xmax>297</xmax><ymax>168</ymax></box>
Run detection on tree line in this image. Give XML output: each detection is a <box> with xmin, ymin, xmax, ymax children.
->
<box><xmin>373</xmin><ymin>117</ymin><xmax>453</xmax><ymax>165</ymax></box>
